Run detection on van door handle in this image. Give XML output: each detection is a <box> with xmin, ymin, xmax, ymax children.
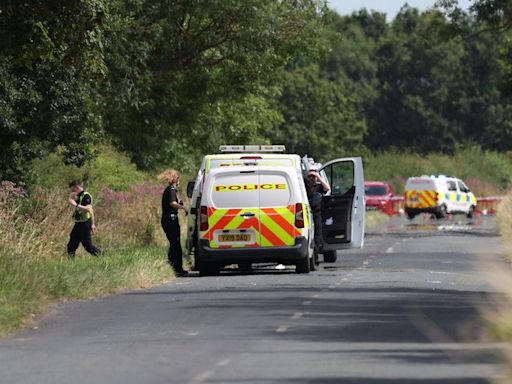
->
<box><xmin>240</xmin><ymin>212</ymin><xmax>256</xmax><ymax>217</ymax></box>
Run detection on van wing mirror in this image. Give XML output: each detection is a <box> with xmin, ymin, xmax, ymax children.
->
<box><xmin>186</xmin><ymin>181</ymin><xmax>195</xmax><ymax>198</ymax></box>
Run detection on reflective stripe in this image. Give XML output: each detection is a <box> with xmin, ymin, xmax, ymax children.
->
<box><xmin>73</xmin><ymin>192</ymin><xmax>93</xmax><ymax>223</ymax></box>
<box><xmin>201</xmin><ymin>205</ymin><xmax>300</xmax><ymax>249</ymax></box>
<box><xmin>405</xmin><ymin>190</ymin><xmax>437</xmax><ymax>209</ymax></box>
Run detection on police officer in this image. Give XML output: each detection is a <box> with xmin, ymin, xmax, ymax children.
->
<box><xmin>158</xmin><ymin>169</ymin><xmax>188</xmax><ymax>277</ymax></box>
<box><xmin>306</xmin><ymin>170</ymin><xmax>330</xmax><ymax>261</ymax></box>
<box><xmin>67</xmin><ymin>180</ymin><xmax>101</xmax><ymax>257</ymax></box>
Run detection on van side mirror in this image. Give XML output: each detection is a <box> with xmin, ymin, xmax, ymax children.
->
<box><xmin>186</xmin><ymin>181</ymin><xmax>195</xmax><ymax>198</ymax></box>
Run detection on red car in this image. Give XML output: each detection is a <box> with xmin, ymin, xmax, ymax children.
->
<box><xmin>365</xmin><ymin>181</ymin><xmax>394</xmax><ymax>213</ymax></box>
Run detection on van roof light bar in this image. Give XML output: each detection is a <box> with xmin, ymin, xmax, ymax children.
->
<box><xmin>219</xmin><ymin>145</ymin><xmax>286</xmax><ymax>153</ymax></box>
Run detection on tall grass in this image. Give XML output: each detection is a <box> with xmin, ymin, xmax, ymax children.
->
<box><xmin>0</xmin><ymin>179</ymin><xmax>176</xmax><ymax>336</ymax></box>
<box><xmin>491</xmin><ymin>194</ymin><xmax>512</xmax><ymax>381</ymax></box>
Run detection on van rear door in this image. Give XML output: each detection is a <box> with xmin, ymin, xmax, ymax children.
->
<box><xmin>320</xmin><ymin>157</ymin><xmax>365</xmax><ymax>250</ymax></box>
<box><xmin>205</xmin><ymin>171</ymin><xmax>261</xmax><ymax>248</ymax></box>
<box><xmin>258</xmin><ymin>171</ymin><xmax>297</xmax><ymax>248</ymax></box>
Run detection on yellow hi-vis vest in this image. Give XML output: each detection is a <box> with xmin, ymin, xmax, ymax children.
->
<box><xmin>72</xmin><ymin>192</ymin><xmax>93</xmax><ymax>223</ymax></box>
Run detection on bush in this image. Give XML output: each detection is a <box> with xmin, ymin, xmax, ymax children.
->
<box><xmin>31</xmin><ymin>144</ymin><xmax>149</xmax><ymax>193</ymax></box>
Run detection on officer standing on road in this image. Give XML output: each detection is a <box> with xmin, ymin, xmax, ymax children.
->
<box><xmin>306</xmin><ymin>170</ymin><xmax>330</xmax><ymax>260</ymax></box>
<box><xmin>159</xmin><ymin>169</ymin><xmax>188</xmax><ymax>277</ymax></box>
<box><xmin>67</xmin><ymin>180</ymin><xmax>101</xmax><ymax>258</ymax></box>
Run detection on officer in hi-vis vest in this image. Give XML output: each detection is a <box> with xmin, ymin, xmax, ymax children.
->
<box><xmin>67</xmin><ymin>180</ymin><xmax>101</xmax><ymax>258</ymax></box>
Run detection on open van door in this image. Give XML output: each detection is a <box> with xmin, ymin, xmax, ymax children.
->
<box><xmin>320</xmin><ymin>157</ymin><xmax>365</xmax><ymax>252</ymax></box>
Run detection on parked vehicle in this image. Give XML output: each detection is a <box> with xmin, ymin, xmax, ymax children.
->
<box><xmin>404</xmin><ymin>175</ymin><xmax>477</xmax><ymax>219</ymax></box>
<box><xmin>365</xmin><ymin>181</ymin><xmax>394</xmax><ymax>213</ymax></box>
<box><xmin>186</xmin><ymin>145</ymin><xmax>366</xmax><ymax>274</ymax></box>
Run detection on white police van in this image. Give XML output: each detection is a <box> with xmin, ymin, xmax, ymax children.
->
<box><xmin>404</xmin><ymin>175</ymin><xmax>477</xmax><ymax>219</ymax></box>
<box><xmin>185</xmin><ymin>145</ymin><xmax>366</xmax><ymax>274</ymax></box>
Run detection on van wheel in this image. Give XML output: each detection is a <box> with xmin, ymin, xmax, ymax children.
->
<box><xmin>309</xmin><ymin>255</ymin><xmax>316</xmax><ymax>271</ymax></box>
<box><xmin>309</xmin><ymin>247</ymin><xmax>319</xmax><ymax>271</ymax></box>
<box><xmin>435</xmin><ymin>205</ymin><xmax>447</xmax><ymax>219</ymax></box>
<box><xmin>467</xmin><ymin>206</ymin><xmax>475</xmax><ymax>218</ymax></box>
<box><xmin>296</xmin><ymin>257</ymin><xmax>310</xmax><ymax>274</ymax></box>
<box><xmin>407</xmin><ymin>211</ymin><xmax>416</xmax><ymax>220</ymax></box>
<box><xmin>323</xmin><ymin>251</ymin><xmax>337</xmax><ymax>263</ymax></box>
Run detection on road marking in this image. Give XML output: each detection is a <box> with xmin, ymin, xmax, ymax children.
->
<box><xmin>291</xmin><ymin>312</ymin><xmax>304</xmax><ymax>320</ymax></box>
<box><xmin>192</xmin><ymin>371</ymin><xmax>214</xmax><ymax>382</ymax></box>
<box><xmin>302</xmin><ymin>300</ymin><xmax>312</xmax><ymax>306</ymax></box>
<box><xmin>276</xmin><ymin>325</ymin><xmax>289</xmax><ymax>333</ymax></box>
<box><xmin>427</xmin><ymin>280</ymin><xmax>442</xmax><ymax>284</ymax></box>
<box><xmin>363</xmin><ymin>261</ymin><xmax>369</xmax><ymax>266</ymax></box>
<box><xmin>215</xmin><ymin>359</ymin><xmax>231</xmax><ymax>367</ymax></box>
<box><xmin>311</xmin><ymin>294</ymin><xmax>320</xmax><ymax>298</ymax></box>
<box><xmin>386</xmin><ymin>247</ymin><xmax>394</xmax><ymax>253</ymax></box>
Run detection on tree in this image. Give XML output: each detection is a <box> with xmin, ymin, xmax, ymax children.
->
<box><xmin>101</xmin><ymin>0</ymin><xmax>326</xmax><ymax>170</ymax></box>
<box><xmin>0</xmin><ymin>1</ymin><xmax>109</xmax><ymax>182</ymax></box>
<box><xmin>269</xmin><ymin>64</ymin><xmax>367</xmax><ymax>160</ymax></box>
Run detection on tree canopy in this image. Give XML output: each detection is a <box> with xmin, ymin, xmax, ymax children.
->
<box><xmin>1</xmin><ymin>1</ymin><xmax>512</xmax><ymax>183</ymax></box>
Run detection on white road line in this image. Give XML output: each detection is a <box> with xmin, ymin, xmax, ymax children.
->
<box><xmin>192</xmin><ymin>371</ymin><xmax>215</xmax><ymax>383</ymax></box>
<box><xmin>276</xmin><ymin>325</ymin><xmax>289</xmax><ymax>333</ymax></box>
<box><xmin>386</xmin><ymin>247</ymin><xmax>394</xmax><ymax>253</ymax></box>
<box><xmin>291</xmin><ymin>312</ymin><xmax>304</xmax><ymax>320</ymax></box>
<box><xmin>311</xmin><ymin>294</ymin><xmax>320</xmax><ymax>298</ymax></box>
<box><xmin>215</xmin><ymin>359</ymin><xmax>231</xmax><ymax>367</ymax></box>
<box><xmin>302</xmin><ymin>300</ymin><xmax>312</xmax><ymax>306</ymax></box>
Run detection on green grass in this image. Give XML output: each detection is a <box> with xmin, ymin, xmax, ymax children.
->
<box><xmin>365</xmin><ymin>211</ymin><xmax>390</xmax><ymax>229</ymax></box>
<box><xmin>0</xmin><ymin>247</ymin><xmax>172</xmax><ymax>337</ymax></box>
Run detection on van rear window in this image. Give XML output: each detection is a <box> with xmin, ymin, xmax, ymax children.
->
<box><xmin>211</xmin><ymin>174</ymin><xmax>259</xmax><ymax>208</ymax></box>
<box><xmin>259</xmin><ymin>174</ymin><xmax>291</xmax><ymax>207</ymax></box>
<box><xmin>211</xmin><ymin>173</ymin><xmax>291</xmax><ymax>208</ymax></box>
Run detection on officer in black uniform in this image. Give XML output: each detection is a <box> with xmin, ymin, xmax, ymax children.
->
<box><xmin>306</xmin><ymin>170</ymin><xmax>330</xmax><ymax>260</ymax></box>
<box><xmin>67</xmin><ymin>180</ymin><xmax>101</xmax><ymax>257</ymax></box>
<box><xmin>159</xmin><ymin>169</ymin><xmax>188</xmax><ymax>277</ymax></box>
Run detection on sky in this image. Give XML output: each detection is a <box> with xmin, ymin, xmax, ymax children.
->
<box><xmin>327</xmin><ymin>0</ymin><xmax>472</xmax><ymax>19</ymax></box>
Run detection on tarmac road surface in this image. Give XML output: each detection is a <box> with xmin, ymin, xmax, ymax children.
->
<box><xmin>0</xmin><ymin>215</ymin><xmax>510</xmax><ymax>384</ymax></box>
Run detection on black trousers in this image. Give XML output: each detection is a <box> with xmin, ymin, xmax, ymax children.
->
<box><xmin>312</xmin><ymin>210</ymin><xmax>323</xmax><ymax>250</ymax></box>
<box><xmin>67</xmin><ymin>220</ymin><xmax>101</xmax><ymax>257</ymax></box>
<box><xmin>161</xmin><ymin>215</ymin><xmax>183</xmax><ymax>271</ymax></box>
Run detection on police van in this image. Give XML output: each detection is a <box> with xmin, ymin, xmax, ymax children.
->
<box><xmin>186</xmin><ymin>145</ymin><xmax>365</xmax><ymax>274</ymax></box>
<box><xmin>404</xmin><ymin>175</ymin><xmax>477</xmax><ymax>219</ymax></box>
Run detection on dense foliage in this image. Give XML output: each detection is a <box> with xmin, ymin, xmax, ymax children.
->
<box><xmin>1</xmin><ymin>0</ymin><xmax>512</xmax><ymax>183</ymax></box>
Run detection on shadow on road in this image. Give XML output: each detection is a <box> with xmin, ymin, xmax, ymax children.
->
<box><xmin>126</xmin><ymin>286</ymin><xmax>503</xmax><ymax>384</ymax></box>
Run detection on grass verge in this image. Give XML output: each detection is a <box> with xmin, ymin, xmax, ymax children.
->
<box><xmin>366</xmin><ymin>211</ymin><xmax>390</xmax><ymax>229</ymax></box>
<box><xmin>491</xmin><ymin>194</ymin><xmax>512</xmax><ymax>381</ymax></box>
<box><xmin>0</xmin><ymin>246</ymin><xmax>172</xmax><ymax>337</ymax></box>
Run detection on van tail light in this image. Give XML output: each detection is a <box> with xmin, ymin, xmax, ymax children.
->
<box><xmin>295</xmin><ymin>203</ymin><xmax>305</xmax><ymax>228</ymax></box>
<box><xmin>200</xmin><ymin>206</ymin><xmax>209</xmax><ymax>231</ymax></box>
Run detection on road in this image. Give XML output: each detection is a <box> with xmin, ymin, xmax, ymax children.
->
<box><xmin>0</xmin><ymin>215</ymin><xmax>510</xmax><ymax>384</ymax></box>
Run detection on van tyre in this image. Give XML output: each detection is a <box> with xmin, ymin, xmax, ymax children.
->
<box><xmin>296</xmin><ymin>257</ymin><xmax>310</xmax><ymax>274</ymax></box>
<box><xmin>467</xmin><ymin>205</ymin><xmax>475</xmax><ymax>219</ymax></box>
<box><xmin>323</xmin><ymin>251</ymin><xmax>337</xmax><ymax>263</ymax></box>
<box><xmin>406</xmin><ymin>211</ymin><xmax>416</xmax><ymax>220</ymax></box>
<box><xmin>435</xmin><ymin>205</ymin><xmax>447</xmax><ymax>219</ymax></box>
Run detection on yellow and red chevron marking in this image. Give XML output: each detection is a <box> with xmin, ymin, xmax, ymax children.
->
<box><xmin>405</xmin><ymin>190</ymin><xmax>437</xmax><ymax>208</ymax></box>
<box><xmin>201</xmin><ymin>205</ymin><xmax>299</xmax><ymax>249</ymax></box>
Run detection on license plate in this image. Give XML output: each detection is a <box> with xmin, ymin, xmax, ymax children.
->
<box><xmin>218</xmin><ymin>234</ymin><xmax>251</xmax><ymax>242</ymax></box>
